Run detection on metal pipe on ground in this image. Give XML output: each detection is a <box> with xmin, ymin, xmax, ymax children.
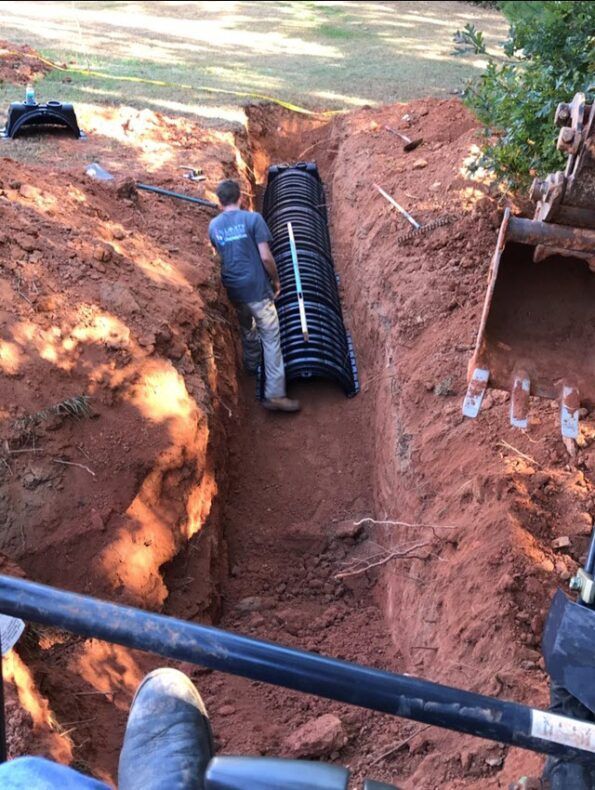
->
<box><xmin>0</xmin><ymin>574</ymin><xmax>594</xmax><ymax>765</ymax></box>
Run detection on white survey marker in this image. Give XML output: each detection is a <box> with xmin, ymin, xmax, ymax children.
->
<box><xmin>0</xmin><ymin>614</ymin><xmax>25</xmax><ymax>655</ymax></box>
<box><xmin>532</xmin><ymin>709</ymin><xmax>595</xmax><ymax>752</ymax></box>
<box><xmin>287</xmin><ymin>221</ymin><xmax>309</xmax><ymax>342</ymax></box>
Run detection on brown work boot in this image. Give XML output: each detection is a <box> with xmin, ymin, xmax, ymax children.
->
<box><xmin>262</xmin><ymin>396</ymin><xmax>301</xmax><ymax>412</ymax></box>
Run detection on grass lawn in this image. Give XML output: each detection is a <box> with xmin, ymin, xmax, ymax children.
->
<box><xmin>0</xmin><ymin>1</ymin><xmax>507</xmax><ymax>126</ymax></box>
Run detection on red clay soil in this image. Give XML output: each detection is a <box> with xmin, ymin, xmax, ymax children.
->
<box><xmin>215</xmin><ymin>100</ymin><xmax>593</xmax><ymax>788</ymax></box>
<box><xmin>0</xmin><ymin>107</ymin><xmax>246</xmax><ymax>775</ymax></box>
<box><xmin>0</xmin><ymin>79</ymin><xmax>592</xmax><ymax>790</ymax></box>
<box><xmin>0</xmin><ymin>41</ymin><xmax>52</xmax><ymax>85</ymax></box>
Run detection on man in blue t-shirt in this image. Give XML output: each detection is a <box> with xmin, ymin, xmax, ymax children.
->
<box><xmin>209</xmin><ymin>180</ymin><xmax>299</xmax><ymax>412</ymax></box>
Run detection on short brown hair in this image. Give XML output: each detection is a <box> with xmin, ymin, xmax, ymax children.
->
<box><xmin>216</xmin><ymin>179</ymin><xmax>241</xmax><ymax>206</ymax></box>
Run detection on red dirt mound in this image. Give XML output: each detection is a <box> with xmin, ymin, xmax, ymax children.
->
<box><xmin>0</xmin><ymin>41</ymin><xmax>52</xmax><ymax>86</ymax></box>
<box><xmin>0</xmin><ymin>107</ymin><xmax>248</xmax><ymax>781</ymax></box>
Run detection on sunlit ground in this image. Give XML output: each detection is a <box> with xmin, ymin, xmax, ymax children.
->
<box><xmin>0</xmin><ymin>1</ymin><xmax>507</xmax><ymax>126</ymax></box>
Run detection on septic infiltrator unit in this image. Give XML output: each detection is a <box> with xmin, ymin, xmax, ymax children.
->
<box><xmin>262</xmin><ymin>162</ymin><xmax>359</xmax><ymax>397</ymax></box>
<box><xmin>2</xmin><ymin>89</ymin><xmax>84</xmax><ymax>139</ymax></box>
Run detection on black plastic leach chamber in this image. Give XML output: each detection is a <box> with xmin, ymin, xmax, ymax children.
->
<box><xmin>262</xmin><ymin>162</ymin><xmax>359</xmax><ymax>398</ymax></box>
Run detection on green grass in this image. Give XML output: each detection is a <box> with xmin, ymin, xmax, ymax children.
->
<box><xmin>0</xmin><ymin>1</ymin><xmax>508</xmax><ymax>127</ymax></box>
<box><xmin>316</xmin><ymin>23</ymin><xmax>359</xmax><ymax>39</ymax></box>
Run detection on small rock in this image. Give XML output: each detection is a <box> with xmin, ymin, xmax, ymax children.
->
<box><xmin>90</xmin><ymin>510</ymin><xmax>105</xmax><ymax>532</ymax></box>
<box><xmin>530</xmin><ymin>615</ymin><xmax>543</xmax><ymax>636</ymax></box>
<box><xmin>137</xmin><ymin>334</ymin><xmax>155</xmax><ymax>348</ymax></box>
<box><xmin>16</xmin><ymin>234</ymin><xmax>38</xmax><ymax>253</ymax></box>
<box><xmin>168</xmin><ymin>338</ymin><xmax>187</xmax><ymax>361</ymax></box>
<box><xmin>100</xmin><ymin>282</ymin><xmax>140</xmax><ymax>315</ymax></box>
<box><xmin>36</xmin><ymin>295</ymin><xmax>59</xmax><ymax>313</ymax></box>
<box><xmin>333</xmin><ymin>520</ymin><xmax>363</xmax><ymax>540</ymax></box>
<box><xmin>486</xmin><ymin>756</ymin><xmax>503</xmax><ymax>768</ymax></box>
<box><xmin>577</xmin><ymin>512</ymin><xmax>593</xmax><ymax>534</ymax></box>
<box><xmin>433</xmin><ymin>377</ymin><xmax>454</xmax><ymax>397</ymax></box>
<box><xmin>284</xmin><ymin>714</ymin><xmax>347</xmax><ymax>758</ymax></box>
<box><xmin>235</xmin><ymin>596</ymin><xmax>275</xmax><ymax>613</ymax></box>
<box><xmin>93</xmin><ymin>244</ymin><xmax>113</xmax><ymax>262</ymax></box>
<box><xmin>552</xmin><ymin>536</ymin><xmax>571</xmax><ymax>550</ymax></box>
<box><xmin>412</xmin><ymin>159</ymin><xmax>428</xmax><ymax>170</ymax></box>
<box><xmin>111</xmin><ymin>227</ymin><xmax>126</xmax><ymax>240</ymax></box>
<box><xmin>217</xmin><ymin>705</ymin><xmax>236</xmax><ymax>717</ymax></box>
<box><xmin>18</xmin><ymin>184</ymin><xmax>38</xmax><ymax>199</ymax></box>
<box><xmin>116</xmin><ymin>177</ymin><xmax>138</xmax><ymax>200</ymax></box>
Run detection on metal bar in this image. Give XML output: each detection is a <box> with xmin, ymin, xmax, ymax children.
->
<box><xmin>468</xmin><ymin>208</ymin><xmax>511</xmax><ymax>369</ymax></box>
<box><xmin>287</xmin><ymin>222</ymin><xmax>309</xmax><ymax>341</ymax></box>
<box><xmin>584</xmin><ymin>531</ymin><xmax>595</xmax><ymax>576</ymax></box>
<box><xmin>507</xmin><ymin>216</ymin><xmax>595</xmax><ymax>253</ymax></box>
<box><xmin>373</xmin><ymin>184</ymin><xmax>420</xmax><ymax>229</ymax></box>
<box><xmin>137</xmin><ymin>183</ymin><xmax>218</xmax><ymax>209</ymax></box>
<box><xmin>0</xmin><ymin>575</ymin><xmax>595</xmax><ymax>763</ymax></box>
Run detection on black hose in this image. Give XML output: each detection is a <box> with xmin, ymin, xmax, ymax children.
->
<box><xmin>0</xmin><ymin>575</ymin><xmax>594</xmax><ymax>765</ymax></box>
<box><xmin>137</xmin><ymin>183</ymin><xmax>218</xmax><ymax>209</ymax></box>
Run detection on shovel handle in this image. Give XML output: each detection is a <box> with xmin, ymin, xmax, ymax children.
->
<box><xmin>385</xmin><ymin>126</ymin><xmax>412</xmax><ymax>144</ymax></box>
<box><xmin>374</xmin><ymin>184</ymin><xmax>420</xmax><ymax>229</ymax></box>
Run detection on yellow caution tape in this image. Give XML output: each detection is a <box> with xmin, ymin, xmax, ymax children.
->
<box><xmin>2</xmin><ymin>49</ymin><xmax>340</xmax><ymax>117</ymax></box>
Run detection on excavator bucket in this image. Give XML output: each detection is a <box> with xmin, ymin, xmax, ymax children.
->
<box><xmin>464</xmin><ymin>93</ymin><xmax>595</xmax><ymax>440</ymax></box>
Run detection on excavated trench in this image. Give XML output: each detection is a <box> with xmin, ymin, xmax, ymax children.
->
<box><xmin>3</xmin><ymin>98</ymin><xmax>593</xmax><ymax>789</ymax></box>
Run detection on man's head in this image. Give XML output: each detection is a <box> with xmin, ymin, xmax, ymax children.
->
<box><xmin>216</xmin><ymin>179</ymin><xmax>241</xmax><ymax>208</ymax></box>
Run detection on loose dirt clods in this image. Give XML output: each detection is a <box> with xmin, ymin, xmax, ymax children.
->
<box><xmin>0</xmin><ymin>48</ymin><xmax>593</xmax><ymax>790</ymax></box>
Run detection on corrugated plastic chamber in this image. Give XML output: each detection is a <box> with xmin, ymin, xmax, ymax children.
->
<box><xmin>261</xmin><ymin>162</ymin><xmax>359</xmax><ymax>397</ymax></box>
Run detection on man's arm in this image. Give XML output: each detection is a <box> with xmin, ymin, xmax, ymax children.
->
<box><xmin>258</xmin><ymin>241</ymin><xmax>281</xmax><ymax>298</ymax></box>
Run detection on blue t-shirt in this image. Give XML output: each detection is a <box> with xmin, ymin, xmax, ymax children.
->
<box><xmin>208</xmin><ymin>209</ymin><xmax>273</xmax><ymax>303</ymax></box>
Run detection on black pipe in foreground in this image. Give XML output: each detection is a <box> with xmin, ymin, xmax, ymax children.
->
<box><xmin>137</xmin><ymin>183</ymin><xmax>218</xmax><ymax>209</ymax></box>
<box><xmin>0</xmin><ymin>633</ymin><xmax>5</xmax><ymax>764</ymax></box>
<box><xmin>0</xmin><ymin>574</ymin><xmax>594</xmax><ymax>765</ymax></box>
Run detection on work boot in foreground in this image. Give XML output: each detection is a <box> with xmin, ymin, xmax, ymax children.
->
<box><xmin>119</xmin><ymin>668</ymin><xmax>213</xmax><ymax>790</ymax></box>
<box><xmin>262</xmin><ymin>396</ymin><xmax>301</xmax><ymax>412</ymax></box>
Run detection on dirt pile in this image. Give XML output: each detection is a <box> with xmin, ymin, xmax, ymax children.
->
<box><xmin>0</xmin><ymin>41</ymin><xmax>52</xmax><ymax>86</ymax></box>
<box><xmin>0</xmin><ymin>107</ymin><xmax>250</xmax><ymax>776</ymax></box>
<box><xmin>321</xmin><ymin>99</ymin><xmax>594</xmax><ymax>785</ymax></box>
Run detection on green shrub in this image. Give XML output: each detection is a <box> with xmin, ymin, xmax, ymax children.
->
<box><xmin>464</xmin><ymin>1</ymin><xmax>595</xmax><ymax>189</ymax></box>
